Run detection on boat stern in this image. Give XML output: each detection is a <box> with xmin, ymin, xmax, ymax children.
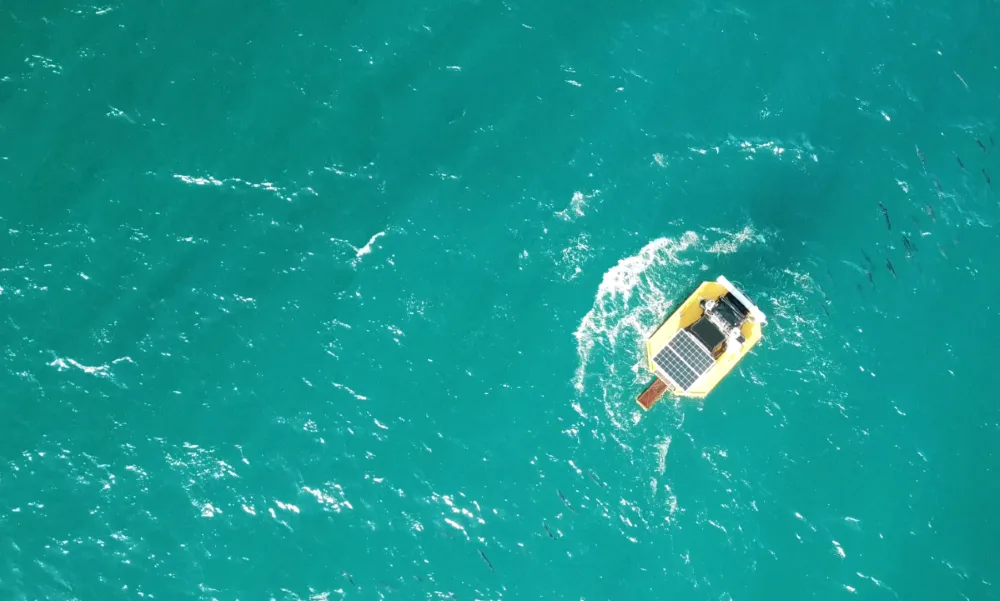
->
<box><xmin>716</xmin><ymin>275</ymin><xmax>766</xmax><ymax>325</ymax></box>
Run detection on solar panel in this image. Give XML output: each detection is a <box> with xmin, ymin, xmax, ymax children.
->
<box><xmin>652</xmin><ymin>344</ymin><xmax>699</xmax><ymax>390</ymax></box>
<box><xmin>652</xmin><ymin>329</ymin><xmax>716</xmax><ymax>391</ymax></box>
<box><xmin>668</xmin><ymin>329</ymin><xmax>715</xmax><ymax>375</ymax></box>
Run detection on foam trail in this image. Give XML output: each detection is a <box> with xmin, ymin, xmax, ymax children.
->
<box><xmin>573</xmin><ymin>232</ymin><xmax>699</xmax><ymax>395</ymax></box>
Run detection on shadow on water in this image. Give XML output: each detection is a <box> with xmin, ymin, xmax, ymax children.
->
<box><xmin>709</xmin><ymin>149</ymin><xmax>854</xmax><ymax>291</ymax></box>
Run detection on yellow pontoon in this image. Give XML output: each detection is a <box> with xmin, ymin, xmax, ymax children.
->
<box><xmin>637</xmin><ymin>276</ymin><xmax>767</xmax><ymax>410</ymax></box>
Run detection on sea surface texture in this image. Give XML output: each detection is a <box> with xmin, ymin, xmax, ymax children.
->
<box><xmin>3</xmin><ymin>0</ymin><xmax>1000</xmax><ymax>599</ymax></box>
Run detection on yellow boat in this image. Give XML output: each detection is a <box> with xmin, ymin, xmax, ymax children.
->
<box><xmin>637</xmin><ymin>276</ymin><xmax>767</xmax><ymax>410</ymax></box>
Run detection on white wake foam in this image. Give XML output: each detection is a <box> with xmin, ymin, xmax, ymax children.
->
<box><xmin>573</xmin><ymin>232</ymin><xmax>698</xmax><ymax>396</ymax></box>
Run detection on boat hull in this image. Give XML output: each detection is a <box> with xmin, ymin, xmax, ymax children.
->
<box><xmin>637</xmin><ymin>276</ymin><xmax>765</xmax><ymax>409</ymax></box>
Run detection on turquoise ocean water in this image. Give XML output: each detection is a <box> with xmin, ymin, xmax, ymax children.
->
<box><xmin>3</xmin><ymin>0</ymin><xmax>1000</xmax><ymax>599</ymax></box>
